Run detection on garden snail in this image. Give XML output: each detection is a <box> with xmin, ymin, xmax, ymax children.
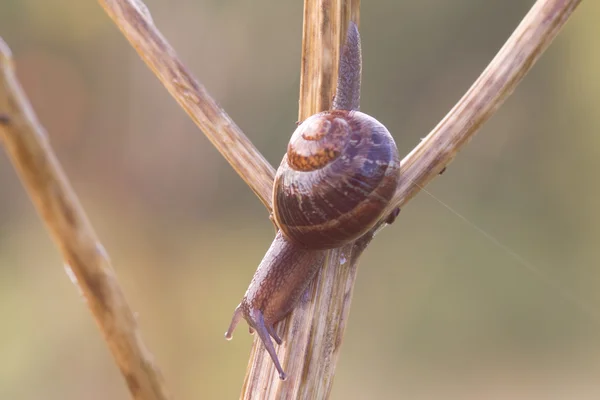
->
<box><xmin>225</xmin><ymin>22</ymin><xmax>400</xmax><ymax>380</ymax></box>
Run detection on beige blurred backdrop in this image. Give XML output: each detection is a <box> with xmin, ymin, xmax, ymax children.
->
<box><xmin>1</xmin><ymin>1</ymin><xmax>600</xmax><ymax>399</ymax></box>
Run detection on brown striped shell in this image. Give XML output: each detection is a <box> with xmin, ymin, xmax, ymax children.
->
<box><xmin>272</xmin><ymin>110</ymin><xmax>400</xmax><ymax>249</ymax></box>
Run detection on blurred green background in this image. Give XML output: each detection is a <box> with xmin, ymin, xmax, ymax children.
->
<box><xmin>1</xmin><ymin>0</ymin><xmax>600</xmax><ymax>399</ymax></box>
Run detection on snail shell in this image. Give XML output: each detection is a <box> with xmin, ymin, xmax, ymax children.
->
<box><xmin>273</xmin><ymin>109</ymin><xmax>400</xmax><ymax>249</ymax></box>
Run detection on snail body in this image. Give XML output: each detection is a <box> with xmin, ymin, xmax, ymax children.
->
<box><xmin>225</xmin><ymin>22</ymin><xmax>401</xmax><ymax>380</ymax></box>
<box><xmin>225</xmin><ymin>232</ymin><xmax>326</xmax><ymax>380</ymax></box>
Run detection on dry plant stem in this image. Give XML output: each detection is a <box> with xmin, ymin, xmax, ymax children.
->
<box><xmin>242</xmin><ymin>1</ymin><xmax>360</xmax><ymax>399</ymax></box>
<box><xmin>298</xmin><ymin>0</ymin><xmax>360</xmax><ymax>120</ymax></box>
<box><xmin>386</xmin><ymin>0</ymin><xmax>582</xmax><ymax>215</ymax></box>
<box><xmin>97</xmin><ymin>0</ymin><xmax>275</xmax><ymax>209</ymax></box>
<box><xmin>0</xmin><ymin>39</ymin><xmax>172</xmax><ymax>400</ymax></box>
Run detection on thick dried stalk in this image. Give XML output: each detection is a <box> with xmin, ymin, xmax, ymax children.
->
<box><xmin>0</xmin><ymin>39</ymin><xmax>172</xmax><ymax>400</ymax></box>
<box><xmin>241</xmin><ymin>1</ymin><xmax>361</xmax><ymax>399</ymax></box>
<box><xmin>297</xmin><ymin>0</ymin><xmax>359</xmax><ymax>119</ymax></box>
<box><xmin>97</xmin><ymin>0</ymin><xmax>275</xmax><ymax>209</ymax></box>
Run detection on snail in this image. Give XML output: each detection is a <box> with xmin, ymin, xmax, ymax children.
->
<box><xmin>225</xmin><ymin>22</ymin><xmax>400</xmax><ymax>380</ymax></box>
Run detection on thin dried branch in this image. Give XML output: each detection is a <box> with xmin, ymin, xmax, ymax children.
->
<box><xmin>97</xmin><ymin>0</ymin><xmax>276</xmax><ymax>210</ymax></box>
<box><xmin>387</xmin><ymin>0</ymin><xmax>582</xmax><ymax>214</ymax></box>
<box><xmin>0</xmin><ymin>39</ymin><xmax>172</xmax><ymax>400</ymax></box>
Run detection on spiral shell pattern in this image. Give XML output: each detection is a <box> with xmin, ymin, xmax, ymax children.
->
<box><xmin>273</xmin><ymin>110</ymin><xmax>400</xmax><ymax>249</ymax></box>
